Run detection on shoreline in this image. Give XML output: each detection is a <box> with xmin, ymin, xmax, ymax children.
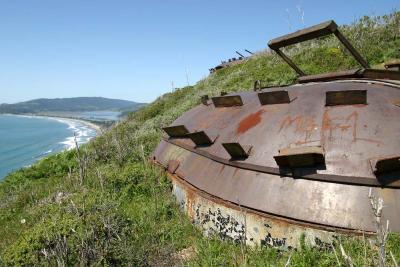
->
<box><xmin>0</xmin><ymin>113</ymin><xmax>103</xmax><ymax>179</ymax></box>
<box><xmin>43</xmin><ymin>116</ymin><xmax>103</xmax><ymax>134</ymax></box>
<box><xmin>1</xmin><ymin>113</ymin><xmax>103</xmax><ymax>134</ymax></box>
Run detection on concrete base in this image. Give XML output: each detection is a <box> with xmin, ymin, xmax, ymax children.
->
<box><xmin>169</xmin><ymin>173</ymin><xmax>354</xmax><ymax>249</ymax></box>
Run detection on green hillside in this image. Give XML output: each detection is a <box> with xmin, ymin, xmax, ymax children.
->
<box><xmin>0</xmin><ymin>13</ymin><xmax>399</xmax><ymax>266</ymax></box>
<box><xmin>0</xmin><ymin>97</ymin><xmax>145</xmax><ymax>114</ymax></box>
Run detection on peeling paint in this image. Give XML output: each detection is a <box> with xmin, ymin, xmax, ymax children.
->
<box><xmin>170</xmin><ymin>173</ymin><xmax>341</xmax><ymax>249</ymax></box>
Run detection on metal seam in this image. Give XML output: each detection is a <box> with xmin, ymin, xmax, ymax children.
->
<box><xmin>163</xmin><ymin>137</ymin><xmax>400</xmax><ymax>188</ymax></box>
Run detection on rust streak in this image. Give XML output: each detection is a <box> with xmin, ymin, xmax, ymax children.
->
<box><xmin>237</xmin><ymin>110</ymin><xmax>265</xmax><ymax>134</ymax></box>
<box><xmin>279</xmin><ymin>115</ymin><xmax>302</xmax><ymax>132</ymax></box>
<box><xmin>347</xmin><ymin>111</ymin><xmax>358</xmax><ymax>141</ymax></box>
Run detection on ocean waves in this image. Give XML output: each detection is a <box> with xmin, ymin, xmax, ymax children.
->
<box><xmin>0</xmin><ymin>115</ymin><xmax>99</xmax><ymax>179</ymax></box>
<box><xmin>52</xmin><ymin>118</ymin><xmax>98</xmax><ymax>150</ymax></box>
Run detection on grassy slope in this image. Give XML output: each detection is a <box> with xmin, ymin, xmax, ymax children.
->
<box><xmin>0</xmin><ymin>13</ymin><xmax>399</xmax><ymax>266</ymax></box>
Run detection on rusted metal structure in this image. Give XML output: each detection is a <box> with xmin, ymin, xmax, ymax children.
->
<box><xmin>209</xmin><ymin>49</ymin><xmax>253</xmax><ymax>73</ymax></box>
<box><xmin>153</xmin><ymin>20</ymin><xmax>400</xmax><ymax>248</ymax></box>
<box><xmin>385</xmin><ymin>60</ymin><xmax>400</xmax><ymax>71</ymax></box>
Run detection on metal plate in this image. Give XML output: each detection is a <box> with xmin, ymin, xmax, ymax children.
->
<box><xmin>298</xmin><ymin>69</ymin><xmax>361</xmax><ymax>83</ymax></box>
<box><xmin>362</xmin><ymin>69</ymin><xmax>400</xmax><ymax>81</ymax></box>
<box><xmin>162</xmin><ymin>125</ymin><xmax>189</xmax><ymax>138</ymax></box>
<box><xmin>326</xmin><ymin>90</ymin><xmax>367</xmax><ymax>106</ymax></box>
<box><xmin>187</xmin><ymin>131</ymin><xmax>218</xmax><ymax>146</ymax></box>
<box><xmin>212</xmin><ymin>95</ymin><xmax>243</xmax><ymax>107</ymax></box>
<box><xmin>222</xmin><ymin>143</ymin><xmax>252</xmax><ymax>160</ymax></box>
<box><xmin>370</xmin><ymin>156</ymin><xmax>400</xmax><ymax>174</ymax></box>
<box><xmin>258</xmin><ymin>90</ymin><xmax>291</xmax><ymax>105</ymax></box>
<box><xmin>268</xmin><ymin>20</ymin><xmax>337</xmax><ymax>50</ymax></box>
<box><xmin>274</xmin><ymin>146</ymin><xmax>325</xmax><ymax>168</ymax></box>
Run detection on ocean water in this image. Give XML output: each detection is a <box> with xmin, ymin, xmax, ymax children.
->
<box><xmin>0</xmin><ymin>115</ymin><xmax>98</xmax><ymax>179</ymax></box>
<box><xmin>69</xmin><ymin>110</ymin><xmax>121</xmax><ymax>121</ymax></box>
<box><xmin>43</xmin><ymin>110</ymin><xmax>121</xmax><ymax>122</ymax></box>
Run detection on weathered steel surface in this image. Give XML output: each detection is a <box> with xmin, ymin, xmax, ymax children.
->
<box><xmin>153</xmin><ymin>80</ymin><xmax>400</xmax><ymax>233</ymax></box>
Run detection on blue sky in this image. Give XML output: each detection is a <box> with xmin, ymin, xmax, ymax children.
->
<box><xmin>0</xmin><ymin>0</ymin><xmax>398</xmax><ymax>104</ymax></box>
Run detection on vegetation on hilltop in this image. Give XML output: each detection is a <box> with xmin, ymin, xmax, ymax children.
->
<box><xmin>0</xmin><ymin>97</ymin><xmax>146</xmax><ymax>114</ymax></box>
<box><xmin>0</xmin><ymin>12</ymin><xmax>399</xmax><ymax>266</ymax></box>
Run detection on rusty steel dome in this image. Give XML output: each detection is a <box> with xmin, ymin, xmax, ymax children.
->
<box><xmin>153</xmin><ymin>21</ymin><xmax>400</xmax><ymax>247</ymax></box>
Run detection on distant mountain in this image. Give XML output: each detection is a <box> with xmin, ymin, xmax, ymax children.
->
<box><xmin>0</xmin><ymin>97</ymin><xmax>146</xmax><ymax>114</ymax></box>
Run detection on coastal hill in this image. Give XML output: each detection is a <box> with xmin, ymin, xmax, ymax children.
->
<box><xmin>0</xmin><ymin>13</ymin><xmax>399</xmax><ymax>265</ymax></box>
<box><xmin>0</xmin><ymin>97</ymin><xmax>146</xmax><ymax>114</ymax></box>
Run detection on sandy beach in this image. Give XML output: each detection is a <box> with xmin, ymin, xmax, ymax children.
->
<box><xmin>53</xmin><ymin>117</ymin><xmax>102</xmax><ymax>133</ymax></box>
<box><xmin>33</xmin><ymin>115</ymin><xmax>103</xmax><ymax>134</ymax></box>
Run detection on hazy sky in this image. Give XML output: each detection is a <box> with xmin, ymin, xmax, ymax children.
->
<box><xmin>0</xmin><ymin>0</ymin><xmax>398</xmax><ymax>104</ymax></box>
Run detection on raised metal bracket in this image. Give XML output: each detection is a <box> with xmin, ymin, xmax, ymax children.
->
<box><xmin>187</xmin><ymin>131</ymin><xmax>218</xmax><ymax>146</ymax></box>
<box><xmin>268</xmin><ymin>20</ymin><xmax>369</xmax><ymax>77</ymax></box>
<box><xmin>274</xmin><ymin>146</ymin><xmax>325</xmax><ymax>168</ymax></box>
<box><xmin>162</xmin><ymin>125</ymin><xmax>189</xmax><ymax>138</ymax></box>
<box><xmin>212</xmin><ymin>95</ymin><xmax>243</xmax><ymax>108</ymax></box>
<box><xmin>222</xmin><ymin>143</ymin><xmax>252</xmax><ymax>160</ymax></box>
<box><xmin>258</xmin><ymin>90</ymin><xmax>291</xmax><ymax>105</ymax></box>
<box><xmin>254</xmin><ymin>80</ymin><xmax>262</xmax><ymax>91</ymax></box>
<box><xmin>326</xmin><ymin>90</ymin><xmax>367</xmax><ymax>106</ymax></box>
<box><xmin>385</xmin><ymin>60</ymin><xmax>400</xmax><ymax>71</ymax></box>
<box><xmin>370</xmin><ymin>156</ymin><xmax>400</xmax><ymax>175</ymax></box>
<box><xmin>361</xmin><ymin>68</ymin><xmax>400</xmax><ymax>81</ymax></box>
<box><xmin>201</xmin><ymin>95</ymin><xmax>210</xmax><ymax>105</ymax></box>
